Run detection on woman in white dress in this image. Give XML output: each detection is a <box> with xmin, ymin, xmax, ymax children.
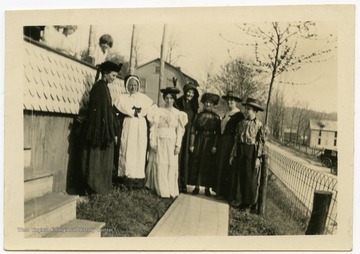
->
<box><xmin>145</xmin><ymin>87</ymin><xmax>188</xmax><ymax>198</ymax></box>
<box><xmin>114</xmin><ymin>75</ymin><xmax>156</xmax><ymax>187</ymax></box>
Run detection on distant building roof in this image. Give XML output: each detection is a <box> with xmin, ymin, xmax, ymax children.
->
<box><xmin>136</xmin><ymin>58</ymin><xmax>199</xmax><ymax>87</ymax></box>
<box><xmin>309</xmin><ymin>119</ymin><xmax>337</xmax><ymax>132</ymax></box>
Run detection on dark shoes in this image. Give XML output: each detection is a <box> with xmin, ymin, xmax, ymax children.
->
<box><xmin>205</xmin><ymin>188</ymin><xmax>211</xmax><ymax>197</ymax></box>
<box><xmin>192</xmin><ymin>187</ymin><xmax>200</xmax><ymax>195</ymax></box>
<box><xmin>180</xmin><ymin>186</ymin><xmax>187</xmax><ymax>193</ymax></box>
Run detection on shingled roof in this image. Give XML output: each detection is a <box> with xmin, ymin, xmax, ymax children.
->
<box><xmin>23</xmin><ymin>38</ymin><xmax>125</xmax><ymax>114</ymax></box>
<box><xmin>309</xmin><ymin>119</ymin><xmax>337</xmax><ymax>132</ymax></box>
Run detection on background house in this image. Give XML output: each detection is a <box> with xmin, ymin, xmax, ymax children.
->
<box><xmin>307</xmin><ymin>119</ymin><xmax>337</xmax><ymax>149</ymax></box>
<box><xmin>135</xmin><ymin>58</ymin><xmax>199</xmax><ymax>105</ymax></box>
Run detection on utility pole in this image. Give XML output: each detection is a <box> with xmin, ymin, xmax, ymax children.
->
<box><xmin>158</xmin><ymin>24</ymin><xmax>167</xmax><ymax>106</ymax></box>
<box><xmin>129</xmin><ymin>25</ymin><xmax>136</xmax><ymax>75</ymax></box>
<box><xmin>87</xmin><ymin>25</ymin><xmax>96</xmax><ymax>65</ymax></box>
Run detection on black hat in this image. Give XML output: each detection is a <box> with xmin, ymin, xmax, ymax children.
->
<box><xmin>160</xmin><ymin>87</ymin><xmax>180</xmax><ymax>95</ymax></box>
<box><xmin>99</xmin><ymin>61</ymin><xmax>122</xmax><ymax>73</ymax></box>
<box><xmin>222</xmin><ymin>91</ymin><xmax>242</xmax><ymax>102</ymax></box>
<box><xmin>183</xmin><ymin>83</ymin><xmax>199</xmax><ymax>99</ymax></box>
<box><xmin>201</xmin><ymin>93</ymin><xmax>220</xmax><ymax>105</ymax></box>
<box><xmin>242</xmin><ymin>98</ymin><xmax>264</xmax><ymax>111</ymax></box>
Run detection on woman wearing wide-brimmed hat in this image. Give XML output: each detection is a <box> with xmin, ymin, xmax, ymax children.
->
<box><xmin>213</xmin><ymin>91</ymin><xmax>245</xmax><ymax>200</ymax></box>
<box><xmin>174</xmin><ymin>82</ymin><xmax>199</xmax><ymax>193</ymax></box>
<box><xmin>145</xmin><ymin>86</ymin><xmax>188</xmax><ymax>198</ymax></box>
<box><xmin>229</xmin><ymin>97</ymin><xmax>268</xmax><ymax>213</ymax></box>
<box><xmin>188</xmin><ymin>92</ymin><xmax>221</xmax><ymax>196</ymax></box>
<box><xmin>114</xmin><ymin>75</ymin><xmax>157</xmax><ymax>188</ymax></box>
<box><xmin>81</xmin><ymin>61</ymin><xmax>122</xmax><ymax>194</ymax></box>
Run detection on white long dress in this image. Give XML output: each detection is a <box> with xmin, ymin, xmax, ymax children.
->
<box><xmin>145</xmin><ymin>107</ymin><xmax>188</xmax><ymax>198</ymax></box>
<box><xmin>114</xmin><ymin>92</ymin><xmax>155</xmax><ymax>179</ymax></box>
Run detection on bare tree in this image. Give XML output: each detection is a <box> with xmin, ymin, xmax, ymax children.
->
<box><xmin>295</xmin><ymin>102</ymin><xmax>310</xmax><ymax>145</ymax></box>
<box><xmin>222</xmin><ymin>22</ymin><xmax>336</xmax><ymax>124</ymax></box>
<box><xmin>207</xmin><ymin>57</ymin><xmax>267</xmax><ymax>100</ymax></box>
<box><xmin>269</xmin><ymin>87</ymin><xmax>286</xmax><ymax>140</ymax></box>
<box><xmin>165</xmin><ymin>34</ymin><xmax>183</xmax><ymax>65</ymax></box>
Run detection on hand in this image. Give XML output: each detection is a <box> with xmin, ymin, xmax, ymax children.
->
<box><xmin>229</xmin><ymin>156</ymin><xmax>234</xmax><ymax>166</ymax></box>
<box><xmin>174</xmin><ymin>146</ymin><xmax>180</xmax><ymax>155</ymax></box>
<box><xmin>114</xmin><ymin>136</ymin><xmax>118</xmax><ymax>145</ymax></box>
<box><xmin>255</xmin><ymin>158</ymin><xmax>261</xmax><ymax>168</ymax></box>
<box><xmin>189</xmin><ymin>146</ymin><xmax>194</xmax><ymax>153</ymax></box>
<box><xmin>211</xmin><ymin>147</ymin><xmax>217</xmax><ymax>154</ymax></box>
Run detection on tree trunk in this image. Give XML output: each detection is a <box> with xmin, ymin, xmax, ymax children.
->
<box><xmin>305</xmin><ymin>190</ymin><xmax>333</xmax><ymax>235</ymax></box>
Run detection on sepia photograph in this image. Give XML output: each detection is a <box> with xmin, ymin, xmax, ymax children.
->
<box><xmin>3</xmin><ymin>2</ymin><xmax>356</xmax><ymax>252</ymax></box>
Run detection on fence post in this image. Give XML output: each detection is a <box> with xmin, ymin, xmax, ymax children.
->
<box><xmin>305</xmin><ymin>190</ymin><xmax>333</xmax><ymax>235</ymax></box>
<box><xmin>257</xmin><ymin>154</ymin><xmax>269</xmax><ymax>215</ymax></box>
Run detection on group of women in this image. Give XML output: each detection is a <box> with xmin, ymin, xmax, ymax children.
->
<box><xmin>80</xmin><ymin>60</ymin><xmax>267</xmax><ymax>213</ymax></box>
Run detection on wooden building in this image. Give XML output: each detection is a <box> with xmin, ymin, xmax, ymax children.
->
<box><xmin>135</xmin><ymin>58</ymin><xmax>199</xmax><ymax>105</ymax></box>
<box><xmin>22</xmin><ymin>37</ymin><xmax>124</xmax><ymax>237</ymax></box>
<box><xmin>307</xmin><ymin>119</ymin><xmax>337</xmax><ymax>149</ymax></box>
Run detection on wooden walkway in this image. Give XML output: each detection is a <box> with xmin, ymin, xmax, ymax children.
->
<box><xmin>148</xmin><ymin>191</ymin><xmax>229</xmax><ymax>237</ymax></box>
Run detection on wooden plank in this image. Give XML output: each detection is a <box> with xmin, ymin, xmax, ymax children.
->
<box><xmin>149</xmin><ymin>193</ymin><xmax>229</xmax><ymax>237</ymax></box>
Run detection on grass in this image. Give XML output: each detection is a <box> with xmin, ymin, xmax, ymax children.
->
<box><xmin>76</xmin><ymin>185</ymin><xmax>173</xmax><ymax>237</ymax></box>
<box><xmin>229</xmin><ymin>174</ymin><xmax>308</xmax><ymax>236</ymax></box>
<box><xmin>77</xmin><ymin>174</ymin><xmax>308</xmax><ymax>237</ymax></box>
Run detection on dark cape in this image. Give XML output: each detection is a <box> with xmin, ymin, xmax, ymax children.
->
<box><xmin>81</xmin><ymin>79</ymin><xmax>115</xmax><ymax>194</ymax></box>
<box><xmin>213</xmin><ymin>111</ymin><xmax>245</xmax><ymax>198</ymax></box>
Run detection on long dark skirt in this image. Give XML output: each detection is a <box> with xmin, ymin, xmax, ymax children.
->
<box><xmin>178</xmin><ymin>124</ymin><xmax>192</xmax><ymax>189</ymax></box>
<box><xmin>230</xmin><ymin>143</ymin><xmax>260</xmax><ymax>206</ymax></box>
<box><xmin>213</xmin><ymin>135</ymin><xmax>234</xmax><ymax>199</ymax></box>
<box><xmin>82</xmin><ymin>143</ymin><xmax>114</xmax><ymax>194</ymax></box>
<box><xmin>188</xmin><ymin>134</ymin><xmax>216</xmax><ymax>187</ymax></box>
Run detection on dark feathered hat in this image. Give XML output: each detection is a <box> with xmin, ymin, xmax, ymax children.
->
<box><xmin>95</xmin><ymin>61</ymin><xmax>122</xmax><ymax>82</ymax></box>
<box><xmin>160</xmin><ymin>87</ymin><xmax>180</xmax><ymax>95</ymax></box>
<box><xmin>99</xmin><ymin>61</ymin><xmax>122</xmax><ymax>73</ymax></box>
<box><xmin>201</xmin><ymin>93</ymin><xmax>220</xmax><ymax>105</ymax></box>
<box><xmin>242</xmin><ymin>98</ymin><xmax>264</xmax><ymax>112</ymax></box>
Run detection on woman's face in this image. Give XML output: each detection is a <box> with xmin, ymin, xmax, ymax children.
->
<box><xmin>164</xmin><ymin>94</ymin><xmax>175</xmax><ymax>107</ymax></box>
<box><xmin>245</xmin><ymin>105</ymin><xmax>256</xmax><ymax>119</ymax></box>
<box><xmin>127</xmin><ymin>79</ymin><xmax>139</xmax><ymax>94</ymax></box>
<box><xmin>100</xmin><ymin>43</ymin><xmax>110</xmax><ymax>53</ymax></box>
<box><xmin>227</xmin><ymin>98</ymin><xmax>237</xmax><ymax>110</ymax></box>
<box><xmin>104</xmin><ymin>71</ymin><xmax>118</xmax><ymax>83</ymax></box>
<box><xmin>203</xmin><ymin>100</ymin><xmax>214</xmax><ymax>110</ymax></box>
<box><xmin>185</xmin><ymin>89</ymin><xmax>195</xmax><ymax>101</ymax></box>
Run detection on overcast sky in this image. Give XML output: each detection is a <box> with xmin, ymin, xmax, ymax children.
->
<box><xmin>74</xmin><ymin>21</ymin><xmax>337</xmax><ymax>113</ymax></box>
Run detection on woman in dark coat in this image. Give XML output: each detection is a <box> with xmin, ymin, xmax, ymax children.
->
<box><xmin>189</xmin><ymin>93</ymin><xmax>221</xmax><ymax>196</ymax></box>
<box><xmin>81</xmin><ymin>61</ymin><xmax>122</xmax><ymax>195</ymax></box>
<box><xmin>229</xmin><ymin>98</ymin><xmax>267</xmax><ymax>212</ymax></box>
<box><xmin>174</xmin><ymin>82</ymin><xmax>199</xmax><ymax>193</ymax></box>
<box><xmin>213</xmin><ymin>91</ymin><xmax>244</xmax><ymax>200</ymax></box>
